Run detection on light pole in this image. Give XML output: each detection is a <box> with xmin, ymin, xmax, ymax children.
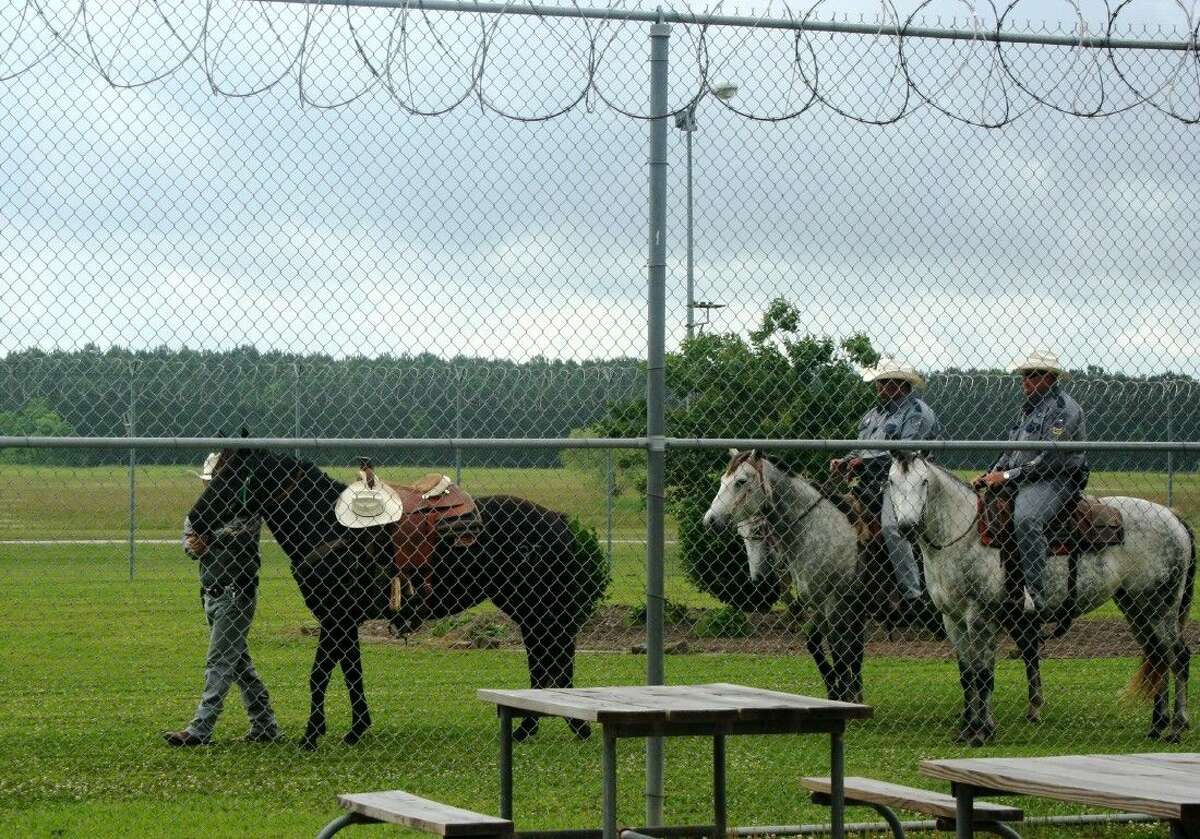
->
<box><xmin>676</xmin><ymin>80</ymin><xmax>737</xmax><ymax>342</ymax></box>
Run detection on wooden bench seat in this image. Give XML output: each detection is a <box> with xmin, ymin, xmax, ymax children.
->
<box><xmin>802</xmin><ymin>777</ymin><xmax>1023</xmax><ymax>839</ymax></box>
<box><xmin>316</xmin><ymin>790</ymin><xmax>514</xmax><ymax>839</ymax></box>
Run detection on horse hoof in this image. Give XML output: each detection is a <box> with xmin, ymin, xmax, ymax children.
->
<box><xmin>954</xmin><ymin>728</ymin><xmax>971</xmax><ymax>744</ymax></box>
<box><xmin>1163</xmin><ymin>728</ymin><xmax>1186</xmax><ymax>745</ymax></box>
<box><xmin>967</xmin><ymin>731</ymin><xmax>992</xmax><ymax>748</ymax></box>
<box><xmin>513</xmin><ymin>718</ymin><xmax>539</xmax><ymax>742</ymax></box>
<box><xmin>300</xmin><ymin>736</ymin><xmax>320</xmax><ymax>751</ymax></box>
<box><xmin>343</xmin><ymin>727</ymin><xmax>370</xmax><ymax>746</ymax></box>
<box><xmin>1146</xmin><ymin>727</ymin><xmax>1166</xmax><ymax>741</ymax></box>
<box><xmin>568</xmin><ymin>720</ymin><xmax>592</xmax><ymax>741</ymax></box>
<box><xmin>1026</xmin><ymin>708</ymin><xmax>1042</xmax><ymax>724</ymax></box>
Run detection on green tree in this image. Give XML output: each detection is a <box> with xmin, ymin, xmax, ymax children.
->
<box><xmin>0</xmin><ymin>399</ymin><xmax>77</xmax><ymax>464</ymax></box>
<box><xmin>591</xmin><ymin>298</ymin><xmax>877</xmax><ymax>610</ymax></box>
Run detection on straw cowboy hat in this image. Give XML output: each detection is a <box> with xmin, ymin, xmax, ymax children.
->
<box><xmin>335</xmin><ymin>466</ymin><xmax>406</xmax><ymax>529</ymax></box>
<box><xmin>861</xmin><ymin>358</ymin><xmax>926</xmax><ymax>390</ymax></box>
<box><xmin>188</xmin><ymin>452</ymin><xmax>222</xmax><ymax>482</ymax></box>
<box><xmin>1007</xmin><ymin>350</ymin><xmax>1070</xmax><ymax>378</ymax></box>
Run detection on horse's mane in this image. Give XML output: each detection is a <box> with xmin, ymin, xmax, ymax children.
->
<box><xmin>928</xmin><ymin>460</ymin><xmax>976</xmax><ymax>494</ymax></box>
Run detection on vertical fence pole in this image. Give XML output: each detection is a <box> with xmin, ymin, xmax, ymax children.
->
<box><xmin>1167</xmin><ymin>383</ymin><xmax>1175</xmax><ymax>507</ymax></box>
<box><xmin>606</xmin><ymin>448</ymin><xmax>615</xmax><ymax>561</ymax></box>
<box><xmin>127</xmin><ymin>362</ymin><xmax>136</xmax><ymax>581</ymax></box>
<box><xmin>645</xmin><ymin>13</ymin><xmax>670</xmax><ymax>829</ymax></box>
<box><xmin>455</xmin><ymin>367</ymin><xmax>463</xmax><ymax>485</ymax></box>
<box><xmin>294</xmin><ymin>362</ymin><xmax>302</xmax><ymax>460</ymax></box>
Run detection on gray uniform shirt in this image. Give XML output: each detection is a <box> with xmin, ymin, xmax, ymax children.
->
<box><xmin>992</xmin><ymin>384</ymin><xmax>1087</xmax><ymax>483</ymax></box>
<box><xmin>850</xmin><ymin>392</ymin><xmax>943</xmax><ymax>485</ymax></box>
<box><xmin>182</xmin><ymin>514</ymin><xmax>263</xmax><ymax>590</ymax></box>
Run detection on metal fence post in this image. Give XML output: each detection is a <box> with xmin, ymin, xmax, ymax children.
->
<box><xmin>455</xmin><ymin>367</ymin><xmax>463</xmax><ymax>485</ymax></box>
<box><xmin>127</xmin><ymin>362</ymin><xmax>136</xmax><ymax>581</ymax></box>
<box><xmin>293</xmin><ymin>361</ymin><xmax>302</xmax><ymax>460</ymax></box>
<box><xmin>1167</xmin><ymin>383</ymin><xmax>1175</xmax><ymax>507</ymax></box>
<box><xmin>606</xmin><ymin>447</ymin><xmax>615</xmax><ymax>561</ymax></box>
<box><xmin>645</xmin><ymin>12</ymin><xmax>670</xmax><ymax>828</ymax></box>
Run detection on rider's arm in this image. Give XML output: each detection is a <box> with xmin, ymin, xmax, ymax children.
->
<box><xmin>1005</xmin><ymin>400</ymin><xmax>1085</xmax><ymax>484</ymax></box>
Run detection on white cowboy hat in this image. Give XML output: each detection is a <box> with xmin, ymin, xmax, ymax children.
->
<box><xmin>188</xmin><ymin>452</ymin><xmax>221</xmax><ymax>482</ymax></box>
<box><xmin>861</xmin><ymin>358</ymin><xmax>926</xmax><ymax>389</ymax></box>
<box><xmin>1008</xmin><ymin>350</ymin><xmax>1069</xmax><ymax>378</ymax></box>
<box><xmin>335</xmin><ymin>470</ymin><xmax>405</xmax><ymax>529</ymax></box>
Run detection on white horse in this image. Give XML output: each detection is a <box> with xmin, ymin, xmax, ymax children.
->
<box><xmin>703</xmin><ymin>449</ymin><xmax>867</xmax><ymax>702</ymax></box>
<box><xmin>888</xmin><ymin>452</ymin><xmax>1195</xmax><ymax>745</ymax></box>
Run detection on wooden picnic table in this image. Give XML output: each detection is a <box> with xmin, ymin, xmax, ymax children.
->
<box><xmin>477</xmin><ymin>683</ymin><xmax>871</xmax><ymax>839</ymax></box>
<box><xmin>920</xmin><ymin>753</ymin><xmax>1200</xmax><ymax>839</ymax></box>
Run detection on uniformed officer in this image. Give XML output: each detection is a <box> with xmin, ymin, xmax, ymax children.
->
<box><xmin>831</xmin><ymin>358</ymin><xmax>942</xmax><ymax>606</ymax></box>
<box><xmin>974</xmin><ymin>351</ymin><xmax>1087</xmax><ymax>613</ymax></box>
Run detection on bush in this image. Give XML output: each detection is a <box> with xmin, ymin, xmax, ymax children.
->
<box><xmin>625</xmin><ymin>597</ymin><xmax>691</xmax><ymax>627</ymax></box>
<box><xmin>589</xmin><ymin>298</ymin><xmax>877</xmax><ymax>609</ymax></box>
<box><xmin>566</xmin><ymin>517</ymin><xmax>611</xmax><ymax>621</ymax></box>
<box><xmin>692</xmin><ymin>605</ymin><xmax>753</xmax><ymax>639</ymax></box>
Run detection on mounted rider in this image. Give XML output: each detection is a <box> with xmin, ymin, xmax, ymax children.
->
<box><xmin>974</xmin><ymin>350</ymin><xmax>1088</xmax><ymax>615</ymax></box>
<box><xmin>830</xmin><ymin>358</ymin><xmax>942</xmax><ymax>611</ymax></box>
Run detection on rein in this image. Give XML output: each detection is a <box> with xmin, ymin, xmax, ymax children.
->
<box><xmin>921</xmin><ymin>469</ymin><xmax>980</xmax><ymax>550</ymax></box>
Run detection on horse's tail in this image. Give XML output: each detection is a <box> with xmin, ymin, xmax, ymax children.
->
<box><xmin>1176</xmin><ymin>513</ymin><xmax>1196</xmax><ymax>634</ymax></box>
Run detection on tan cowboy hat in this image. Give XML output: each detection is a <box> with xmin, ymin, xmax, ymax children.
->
<box><xmin>335</xmin><ymin>470</ymin><xmax>405</xmax><ymax>529</ymax></box>
<box><xmin>1008</xmin><ymin>350</ymin><xmax>1070</xmax><ymax>378</ymax></box>
<box><xmin>861</xmin><ymin>358</ymin><xmax>926</xmax><ymax>389</ymax></box>
<box><xmin>188</xmin><ymin>452</ymin><xmax>221</xmax><ymax>482</ymax></box>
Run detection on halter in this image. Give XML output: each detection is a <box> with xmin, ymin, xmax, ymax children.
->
<box><xmin>730</xmin><ymin>457</ymin><xmax>824</xmax><ymax>541</ymax></box>
<box><xmin>916</xmin><ymin>462</ymin><xmax>979</xmax><ymax>550</ymax></box>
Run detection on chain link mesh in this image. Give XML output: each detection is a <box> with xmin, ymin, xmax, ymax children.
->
<box><xmin>2</xmin><ymin>1</ymin><xmax>1199</xmax><ymax>836</ymax></box>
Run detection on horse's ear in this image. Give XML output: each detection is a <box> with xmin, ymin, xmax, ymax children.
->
<box><xmin>728</xmin><ymin>448</ymin><xmax>739</xmax><ymax>457</ymax></box>
<box><xmin>749</xmin><ymin>448</ymin><xmax>761</xmax><ymax>461</ymax></box>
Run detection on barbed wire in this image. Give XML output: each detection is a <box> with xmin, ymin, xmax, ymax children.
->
<box><xmin>0</xmin><ymin>0</ymin><xmax>1197</xmax><ymax>125</ymax></box>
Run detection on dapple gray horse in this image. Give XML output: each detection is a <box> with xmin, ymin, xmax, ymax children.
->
<box><xmin>889</xmin><ymin>452</ymin><xmax>1194</xmax><ymax>745</ymax></box>
<box><xmin>703</xmin><ymin>449</ymin><xmax>867</xmax><ymax>702</ymax></box>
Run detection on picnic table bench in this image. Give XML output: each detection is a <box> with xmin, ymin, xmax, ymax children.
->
<box><xmin>316</xmin><ymin>791</ymin><xmax>514</xmax><ymax>839</ymax></box>
<box><xmin>802</xmin><ymin>776</ymin><xmax>1023</xmax><ymax>839</ymax></box>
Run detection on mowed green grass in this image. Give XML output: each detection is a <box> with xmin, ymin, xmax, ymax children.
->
<box><xmin>0</xmin><ymin>465</ymin><xmax>1197</xmax><ymax>837</ymax></box>
<box><xmin>0</xmin><ymin>547</ymin><xmax>1192</xmax><ymax>839</ymax></box>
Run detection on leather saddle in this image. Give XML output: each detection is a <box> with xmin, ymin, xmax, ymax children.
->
<box><xmin>386</xmin><ymin>472</ymin><xmax>481</xmax><ymax>617</ymax></box>
<box><xmin>978</xmin><ymin>492</ymin><xmax>1124</xmax><ymax>555</ymax></box>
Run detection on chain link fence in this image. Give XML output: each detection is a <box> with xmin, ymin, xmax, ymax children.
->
<box><xmin>2</xmin><ymin>1</ymin><xmax>1200</xmax><ymax>835</ymax></box>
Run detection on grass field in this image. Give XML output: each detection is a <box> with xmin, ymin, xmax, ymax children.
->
<box><xmin>0</xmin><ymin>464</ymin><xmax>1196</xmax><ymax>837</ymax></box>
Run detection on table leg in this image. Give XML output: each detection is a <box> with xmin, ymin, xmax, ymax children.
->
<box><xmin>499</xmin><ymin>707</ymin><xmax>513</xmax><ymax>820</ymax></box>
<box><xmin>713</xmin><ymin>733</ymin><xmax>727</xmax><ymax>839</ymax></box>
<box><xmin>602</xmin><ymin>728</ymin><xmax>618</xmax><ymax>839</ymax></box>
<box><xmin>954</xmin><ymin>783</ymin><xmax>975</xmax><ymax>839</ymax></box>
<box><xmin>829</xmin><ymin>726</ymin><xmax>845</xmax><ymax>839</ymax></box>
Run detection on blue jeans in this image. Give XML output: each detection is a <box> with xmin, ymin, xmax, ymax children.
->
<box><xmin>186</xmin><ymin>586</ymin><xmax>277</xmax><ymax>739</ymax></box>
<box><xmin>881</xmin><ymin>493</ymin><xmax>923</xmax><ymax>600</ymax></box>
<box><xmin>1013</xmin><ymin>479</ymin><xmax>1075</xmax><ymax>611</ymax></box>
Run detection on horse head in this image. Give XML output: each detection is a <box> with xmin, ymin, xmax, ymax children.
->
<box><xmin>703</xmin><ymin>449</ymin><xmax>780</xmax><ymax>582</ymax></box>
<box><xmin>887</xmin><ymin>450</ymin><xmax>933</xmax><ymax>537</ymax></box>
<box><xmin>187</xmin><ymin>443</ymin><xmax>306</xmax><ymax>537</ymax></box>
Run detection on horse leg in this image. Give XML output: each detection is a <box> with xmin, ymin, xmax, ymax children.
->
<box><xmin>516</xmin><ymin>621</ymin><xmax>589</xmax><ymax>742</ymax></box>
<box><xmin>848</xmin><ymin>609</ymin><xmax>868</xmax><ymax>705</ymax></box>
<box><xmin>969</xmin><ymin>619</ymin><xmax>1000</xmax><ymax>746</ymax></box>
<box><xmin>804</xmin><ymin>617</ymin><xmax>837</xmax><ymax>700</ymax></box>
<box><xmin>1166</xmin><ymin>637</ymin><xmax>1191</xmax><ymax>743</ymax></box>
<box><xmin>303</xmin><ymin>623</ymin><xmax>339</xmax><ymax>750</ymax></box>
<box><xmin>943</xmin><ymin>618</ymin><xmax>976</xmax><ymax>742</ymax></box>
<box><xmin>1115</xmin><ymin>594</ymin><xmax>1172</xmax><ymax>740</ymax></box>
<box><xmin>341</xmin><ymin>623</ymin><xmax>372</xmax><ymax>745</ymax></box>
<box><xmin>829</xmin><ymin>603</ymin><xmax>867</xmax><ymax>704</ymax></box>
<box><xmin>1010</xmin><ymin>611</ymin><xmax>1044</xmax><ymax>723</ymax></box>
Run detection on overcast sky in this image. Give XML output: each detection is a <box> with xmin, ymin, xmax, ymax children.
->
<box><xmin>1</xmin><ymin>0</ymin><xmax>1198</xmax><ymax>375</ymax></box>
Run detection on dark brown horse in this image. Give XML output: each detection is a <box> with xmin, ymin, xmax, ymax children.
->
<box><xmin>187</xmin><ymin>448</ymin><xmax>605</xmax><ymax>749</ymax></box>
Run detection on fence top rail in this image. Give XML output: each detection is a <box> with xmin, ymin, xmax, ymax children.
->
<box><xmin>262</xmin><ymin>0</ymin><xmax>1200</xmax><ymax>51</ymax></box>
<box><xmin>3</xmin><ymin>436</ymin><xmax>1200</xmax><ymax>453</ymax></box>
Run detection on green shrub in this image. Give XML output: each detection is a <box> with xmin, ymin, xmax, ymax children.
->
<box><xmin>692</xmin><ymin>605</ymin><xmax>753</xmax><ymax>639</ymax></box>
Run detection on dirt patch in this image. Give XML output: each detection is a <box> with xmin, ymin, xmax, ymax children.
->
<box><xmin>357</xmin><ymin>605</ymin><xmax>1200</xmax><ymax>659</ymax></box>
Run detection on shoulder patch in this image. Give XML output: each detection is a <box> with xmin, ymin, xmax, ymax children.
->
<box><xmin>1050</xmin><ymin>417</ymin><xmax>1066</xmax><ymax>437</ymax></box>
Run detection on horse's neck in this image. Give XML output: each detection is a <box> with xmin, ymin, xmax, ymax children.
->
<box><xmin>266</xmin><ymin>462</ymin><xmax>344</xmax><ymax>559</ymax></box>
<box><xmin>925</xmin><ymin>467</ymin><xmax>977</xmax><ymax>555</ymax></box>
<box><xmin>764</xmin><ymin>464</ymin><xmax>840</xmax><ymax>541</ymax></box>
